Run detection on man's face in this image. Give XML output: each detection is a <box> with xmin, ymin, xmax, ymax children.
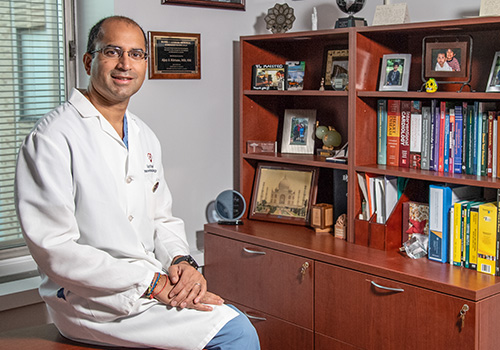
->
<box><xmin>393</xmin><ymin>64</ymin><xmax>399</xmax><ymax>71</ymax></box>
<box><xmin>83</xmin><ymin>19</ymin><xmax>147</xmax><ymax>105</ymax></box>
<box><xmin>437</xmin><ymin>53</ymin><xmax>446</xmax><ymax>66</ymax></box>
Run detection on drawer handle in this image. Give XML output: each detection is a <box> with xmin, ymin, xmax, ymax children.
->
<box><xmin>243</xmin><ymin>311</ymin><xmax>267</xmax><ymax>321</ymax></box>
<box><xmin>370</xmin><ymin>281</ymin><xmax>404</xmax><ymax>292</ymax></box>
<box><xmin>243</xmin><ymin>247</ymin><xmax>266</xmax><ymax>255</ymax></box>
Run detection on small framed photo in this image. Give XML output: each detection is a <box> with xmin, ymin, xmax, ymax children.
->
<box><xmin>378</xmin><ymin>54</ymin><xmax>411</xmax><ymax>91</ymax></box>
<box><xmin>321</xmin><ymin>47</ymin><xmax>349</xmax><ymax>90</ymax></box>
<box><xmin>281</xmin><ymin>109</ymin><xmax>317</xmax><ymax>154</ymax></box>
<box><xmin>486</xmin><ymin>51</ymin><xmax>500</xmax><ymax>92</ymax></box>
<box><xmin>251</xmin><ymin>64</ymin><xmax>287</xmax><ymax>90</ymax></box>
<box><xmin>424</xmin><ymin>41</ymin><xmax>468</xmax><ymax>79</ymax></box>
<box><xmin>249</xmin><ymin>162</ymin><xmax>319</xmax><ymax>225</ymax></box>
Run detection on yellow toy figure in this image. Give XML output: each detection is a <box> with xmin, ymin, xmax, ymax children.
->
<box><xmin>425</xmin><ymin>78</ymin><xmax>438</xmax><ymax>93</ymax></box>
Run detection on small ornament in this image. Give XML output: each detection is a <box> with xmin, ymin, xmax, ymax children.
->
<box><xmin>319</xmin><ymin>78</ymin><xmax>325</xmax><ymax>91</ymax></box>
<box><xmin>312</xmin><ymin>7</ymin><xmax>318</xmax><ymax>30</ymax></box>
<box><xmin>425</xmin><ymin>78</ymin><xmax>438</xmax><ymax>93</ymax></box>
<box><xmin>265</xmin><ymin>3</ymin><xmax>296</xmax><ymax>34</ymax></box>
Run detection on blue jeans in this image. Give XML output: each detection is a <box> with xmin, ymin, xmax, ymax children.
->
<box><xmin>205</xmin><ymin>304</ymin><xmax>260</xmax><ymax>350</ymax></box>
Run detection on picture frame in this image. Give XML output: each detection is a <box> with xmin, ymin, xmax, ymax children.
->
<box><xmin>281</xmin><ymin>109</ymin><xmax>317</xmax><ymax>154</ymax></box>
<box><xmin>161</xmin><ymin>0</ymin><xmax>245</xmax><ymax>11</ymax></box>
<box><xmin>321</xmin><ymin>47</ymin><xmax>349</xmax><ymax>90</ymax></box>
<box><xmin>251</xmin><ymin>64</ymin><xmax>287</xmax><ymax>90</ymax></box>
<box><xmin>424</xmin><ymin>41</ymin><xmax>468</xmax><ymax>79</ymax></box>
<box><xmin>486</xmin><ymin>51</ymin><xmax>500</xmax><ymax>92</ymax></box>
<box><xmin>249</xmin><ymin>162</ymin><xmax>319</xmax><ymax>225</ymax></box>
<box><xmin>378</xmin><ymin>53</ymin><xmax>411</xmax><ymax>91</ymax></box>
<box><xmin>148</xmin><ymin>31</ymin><xmax>200</xmax><ymax>80</ymax></box>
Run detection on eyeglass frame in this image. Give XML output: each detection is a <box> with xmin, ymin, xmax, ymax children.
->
<box><xmin>90</xmin><ymin>45</ymin><xmax>149</xmax><ymax>61</ymax></box>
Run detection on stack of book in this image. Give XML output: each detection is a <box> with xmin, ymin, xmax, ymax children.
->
<box><xmin>428</xmin><ymin>184</ymin><xmax>500</xmax><ymax>276</ymax></box>
<box><xmin>377</xmin><ymin>99</ymin><xmax>499</xmax><ymax>177</ymax></box>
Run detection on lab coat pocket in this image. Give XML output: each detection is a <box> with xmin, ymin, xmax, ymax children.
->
<box><xmin>65</xmin><ymin>289</ymin><xmax>121</xmax><ymax>322</ymax></box>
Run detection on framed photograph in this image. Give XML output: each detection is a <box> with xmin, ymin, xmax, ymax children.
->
<box><xmin>249</xmin><ymin>163</ymin><xmax>319</xmax><ymax>225</ymax></box>
<box><xmin>161</xmin><ymin>0</ymin><xmax>245</xmax><ymax>10</ymax></box>
<box><xmin>281</xmin><ymin>109</ymin><xmax>317</xmax><ymax>154</ymax></box>
<box><xmin>486</xmin><ymin>51</ymin><xmax>500</xmax><ymax>92</ymax></box>
<box><xmin>424</xmin><ymin>41</ymin><xmax>468</xmax><ymax>78</ymax></box>
<box><xmin>378</xmin><ymin>53</ymin><xmax>411</xmax><ymax>91</ymax></box>
<box><xmin>148</xmin><ymin>32</ymin><xmax>200</xmax><ymax>79</ymax></box>
<box><xmin>321</xmin><ymin>47</ymin><xmax>349</xmax><ymax>90</ymax></box>
<box><xmin>251</xmin><ymin>64</ymin><xmax>286</xmax><ymax>90</ymax></box>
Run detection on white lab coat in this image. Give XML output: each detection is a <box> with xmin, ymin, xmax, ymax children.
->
<box><xmin>15</xmin><ymin>89</ymin><xmax>237</xmax><ymax>350</ymax></box>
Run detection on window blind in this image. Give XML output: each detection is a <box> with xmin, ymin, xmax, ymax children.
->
<box><xmin>0</xmin><ymin>0</ymin><xmax>66</xmax><ymax>250</ymax></box>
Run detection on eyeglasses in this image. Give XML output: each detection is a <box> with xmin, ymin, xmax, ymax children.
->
<box><xmin>91</xmin><ymin>46</ymin><xmax>148</xmax><ymax>61</ymax></box>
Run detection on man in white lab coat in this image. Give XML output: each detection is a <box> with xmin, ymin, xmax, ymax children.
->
<box><xmin>15</xmin><ymin>16</ymin><xmax>259</xmax><ymax>350</ymax></box>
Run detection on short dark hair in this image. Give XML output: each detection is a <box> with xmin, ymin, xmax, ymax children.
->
<box><xmin>86</xmin><ymin>16</ymin><xmax>148</xmax><ymax>54</ymax></box>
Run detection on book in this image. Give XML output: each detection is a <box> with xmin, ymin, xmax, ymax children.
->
<box><xmin>468</xmin><ymin>202</ymin><xmax>483</xmax><ymax>270</ymax></box>
<box><xmin>480</xmin><ymin>111</ymin><xmax>488</xmax><ymax>176</ymax></box>
<box><xmin>437</xmin><ymin>101</ymin><xmax>446</xmax><ymax>172</ymax></box>
<box><xmin>443</xmin><ymin>105</ymin><xmax>450</xmax><ymax>173</ymax></box>
<box><xmin>464</xmin><ymin>201</ymin><xmax>482</xmax><ymax>269</ymax></box>
<box><xmin>387</xmin><ymin>100</ymin><xmax>401</xmax><ymax>166</ymax></box>
<box><xmin>461</xmin><ymin>102</ymin><xmax>468</xmax><ymax>174</ymax></box>
<box><xmin>402</xmin><ymin>201</ymin><xmax>429</xmax><ymax>243</ymax></box>
<box><xmin>429</xmin><ymin>100</ymin><xmax>439</xmax><ymax>172</ymax></box>
<box><xmin>399</xmin><ymin>100</ymin><xmax>411</xmax><ymax>168</ymax></box>
<box><xmin>493</xmin><ymin>116</ymin><xmax>497</xmax><ymax>178</ymax></box>
<box><xmin>477</xmin><ymin>202</ymin><xmax>498</xmax><ymax>275</ymax></box>
<box><xmin>465</xmin><ymin>105</ymin><xmax>475</xmax><ymax>175</ymax></box>
<box><xmin>377</xmin><ymin>99</ymin><xmax>388</xmax><ymax>165</ymax></box>
<box><xmin>421</xmin><ymin>105</ymin><xmax>431</xmax><ymax>170</ymax></box>
<box><xmin>286</xmin><ymin>61</ymin><xmax>305</xmax><ymax>91</ymax></box>
<box><xmin>409</xmin><ymin>101</ymin><xmax>422</xmax><ymax>169</ymax></box>
<box><xmin>448</xmin><ymin>108</ymin><xmax>455</xmax><ymax>173</ymax></box>
<box><xmin>487</xmin><ymin>111</ymin><xmax>495</xmax><ymax>177</ymax></box>
<box><xmin>452</xmin><ymin>200</ymin><xmax>470</xmax><ymax>267</ymax></box>
<box><xmin>453</xmin><ymin>105</ymin><xmax>463</xmax><ymax>174</ymax></box>
<box><xmin>428</xmin><ymin>185</ymin><xmax>481</xmax><ymax>263</ymax></box>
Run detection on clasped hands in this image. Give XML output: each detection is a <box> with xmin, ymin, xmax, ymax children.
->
<box><xmin>153</xmin><ymin>262</ymin><xmax>223</xmax><ymax>312</ymax></box>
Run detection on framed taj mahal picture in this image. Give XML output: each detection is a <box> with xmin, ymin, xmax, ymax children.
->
<box><xmin>249</xmin><ymin>163</ymin><xmax>319</xmax><ymax>225</ymax></box>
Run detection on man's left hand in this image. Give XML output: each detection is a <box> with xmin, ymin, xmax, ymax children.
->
<box><xmin>167</xmin><ymin>262</ymin><xmax>207</xmax><ymax>308</ymax></box>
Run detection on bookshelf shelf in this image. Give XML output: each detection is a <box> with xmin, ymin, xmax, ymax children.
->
<box><xmin>205</xmin><ymin>16</ymin><xmax>500</xmax><ymax>350</ymax></box>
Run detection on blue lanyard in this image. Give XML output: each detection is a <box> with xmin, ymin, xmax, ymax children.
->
<box><xmin>123</xmin><ymin>114</ymin><xmax>128</xmax><ymax>149</ymax></box>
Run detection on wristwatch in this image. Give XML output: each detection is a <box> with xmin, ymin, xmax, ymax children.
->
<box><xmin>172</xmin><ymin>255</ymin><xmax>199</xmax><ymax>269</ymax></box>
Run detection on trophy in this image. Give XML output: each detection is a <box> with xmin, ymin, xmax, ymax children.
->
<box><xmin>335</xmin><ymin>0</ymin><xmax>367</xmax><ymax>28</ymax></box>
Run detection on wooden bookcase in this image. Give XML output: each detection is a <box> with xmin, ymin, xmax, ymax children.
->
<box><xmin>205</xmin><ymin>17</ymin><xmax>500</xmax><ymax>350</ymax></box>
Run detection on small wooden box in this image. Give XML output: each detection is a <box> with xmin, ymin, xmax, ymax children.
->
<box><xmin>311</xmin><ymin>204</ymin><xmax>333</xmax><ymax>231</ymax></box>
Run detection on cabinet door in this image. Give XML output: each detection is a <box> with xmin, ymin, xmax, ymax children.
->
<box><xmin>232</xmin><ymin>301</ymin><xmax>314</xmax><ymax>350</ymax></box>
<box><xmin>315</xmin><ymin>262</ymin><xmax>476</xmax><ymax>350</ymax></box>
<box><xmin>204</xmin><ymin>233</ymin><xmax>314</xmax><ymax>329</ymax></box>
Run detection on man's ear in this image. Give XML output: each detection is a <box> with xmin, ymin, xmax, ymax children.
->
<box><xmin>83</xmin><ymin>53</ymin><xmax>92</xmax><ymax>76</ymax></box>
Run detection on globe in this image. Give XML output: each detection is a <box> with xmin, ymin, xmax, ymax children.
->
<box><xmin>315</xmin><ymin>125</ymin><xmax>329</xmax><ymax>140</ymax></box>
<box><xmin>336</xmin><ymin>0</ymin><xmax>365</xmax><ymax>16</ymax></box>
<box><xmin>323</xmin><ymin>129</ymin><xmax>342</xmax><ymax>148</ymax></box>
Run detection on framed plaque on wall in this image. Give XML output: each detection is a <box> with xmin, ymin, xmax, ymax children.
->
<box><xmin>148</xmin><ymin>31</ymin><xmax>200</xmax><ymax>79</ymax></box>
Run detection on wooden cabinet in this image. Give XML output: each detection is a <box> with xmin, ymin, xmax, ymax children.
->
<box><xmin>315</xmin><ymin>262</ymin><xmax>476</xmax><ymax>349</ymax></box>
<box><xmin>205</xmin><ymin>16</ymin><xmax>500</xmax><ymax>350</ymax></box>
<box><xmin>205</xmin><ymin>222</ymin><xmax>500</xmax><ymax>350</ymax></box>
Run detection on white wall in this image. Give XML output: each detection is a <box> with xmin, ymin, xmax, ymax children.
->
<box><xmin>74</xmin><ymin>0</ymin><xmax>482</xmax><ymax>252</ymax></box>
